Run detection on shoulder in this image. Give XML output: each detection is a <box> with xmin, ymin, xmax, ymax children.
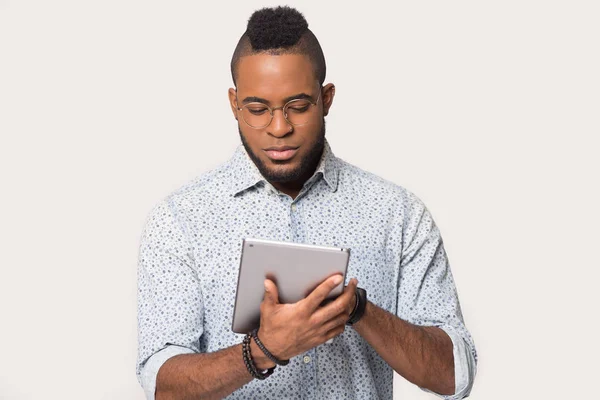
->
<box><xmin>171</xmin><ymin>163</ymin><xmax>230</xmax><ymax>203</ymax></box>
<box><xmin>146</xmin><ymin>158</ymin><xmax>235</xmax><ymax>221</ymax></box>
<box><xmin>335</xmin><ymin>157</ymin><xmax>425</xmax><ymax>210</ymax></box>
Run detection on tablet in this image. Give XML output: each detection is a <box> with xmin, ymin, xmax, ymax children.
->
<box><xmin>231</xmin><ymin>238</ymin><xmax>351</xmax><ymax>334</ymax></box>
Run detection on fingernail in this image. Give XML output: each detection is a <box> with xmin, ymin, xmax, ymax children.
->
<box><xmin>332</xmin><ymin>275</ymin><xmax>343</xmax><ymax>285</ymax></box>
<box><xmin>264</xmin><ymin>280</ymin><xmax>269</xmax><ymax>291</ymax></box>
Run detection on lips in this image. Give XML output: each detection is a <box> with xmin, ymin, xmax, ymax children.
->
<box><xmin>264</xmin><ymin>146</ymin><xmax>299</xmax><ymax>161</ymax></box>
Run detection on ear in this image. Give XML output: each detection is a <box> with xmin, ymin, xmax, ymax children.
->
<box><xmin>321</xmin><ymin>83</ymin><xmax>335</xmax><ymax>117</ymax></box>
<box><xmin>228</xmin><ymin>88</ymin><xmax>239</xmax><ymax>120</ymax></box>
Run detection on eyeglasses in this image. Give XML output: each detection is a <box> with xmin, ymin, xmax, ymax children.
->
<box><xmin>236</xmin><ymin>90</ymin><xmax>321</xmax><ymax>129</ymax></box>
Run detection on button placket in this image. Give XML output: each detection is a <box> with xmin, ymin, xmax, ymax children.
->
<box><xmin>290</xmin><ymin>201</ymin><xmax>303</xmax><ymax>242</ymax></box>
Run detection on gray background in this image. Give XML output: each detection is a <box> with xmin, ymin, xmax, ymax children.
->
<box><xmin>1</xmin><ymin>0</ymin><xmax>598</xmax><ymax>399</ymax></box>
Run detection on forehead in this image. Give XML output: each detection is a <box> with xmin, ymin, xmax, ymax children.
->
<box><xmin>236</xmin><ymin>53</ymin><xmax>317</xmax><ymax>99</ymax></box>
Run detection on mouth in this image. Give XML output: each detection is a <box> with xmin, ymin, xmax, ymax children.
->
<box><xmin>263</xmin><ymin>146</ymin><xmax>299</xmax><ymax>161</ymax></box>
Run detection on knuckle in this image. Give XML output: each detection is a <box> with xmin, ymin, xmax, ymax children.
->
<box><xmin>308</xmin><ymin>314</ymin><xmax>319</xmax><ymax>327</ymax></box>
<box><xmin>298</xmin><ymin>302</ymin><xmax>310</xmax><ymax>316</ymax></box>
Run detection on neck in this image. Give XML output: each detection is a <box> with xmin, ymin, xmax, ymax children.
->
<box><xmin>272</xmin><ymin>183</ymin><xmax>301</xmax><ymax>199</ymax></box>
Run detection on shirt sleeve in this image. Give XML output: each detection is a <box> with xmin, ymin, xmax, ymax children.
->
<box><xmin>396</xmin><ymin>190</ymin><xmax>478</xmax><ymax>399</ymax></box>
<box><xmin>136</xmin><ymin>197</ymin><xmax>204</xmax><ymax>399</ymax></box>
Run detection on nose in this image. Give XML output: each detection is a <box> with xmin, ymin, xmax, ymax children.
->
<box><xmin>268</xmin><ymin>108</ymin><xmax>292</xmax><ymax>137</ymax></box>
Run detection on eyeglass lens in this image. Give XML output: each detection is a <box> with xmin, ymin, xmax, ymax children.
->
<box><xmin>241</xmin><ymin>99</ymin><xmax>314</xmax><ymax>128</ymax></box>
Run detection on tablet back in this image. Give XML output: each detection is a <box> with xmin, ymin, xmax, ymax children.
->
<box><xmin>232</xmin><ymin>238</ymin><xmax>350</xmax><ymax>334</ymax></box>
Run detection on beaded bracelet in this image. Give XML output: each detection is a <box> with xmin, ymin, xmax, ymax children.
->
<box><xmin>242</xmin><ymin>333</ymin><xmax>275</xmax><ymax>380</ymax></box>
<box><xmin>250</xmin><ymin>329</ymin><xmax>289</xmax><ymax>366</ymax></box>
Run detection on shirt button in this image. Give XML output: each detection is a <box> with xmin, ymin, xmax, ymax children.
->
<box><xmin>303</xmin><ymin>355</ymin><xmax>311</xmax><ymax>364</ymax></box>
<box><xmin>291</xmin><ymin>204</ymin><xmax>297</xmax><ymax>211</ymax></box>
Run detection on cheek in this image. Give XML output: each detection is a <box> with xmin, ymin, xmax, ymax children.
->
<box><xmin>240</xmin><ymin>128</ymin><xmax>266</xmax><ymax>148</ymax></box>
<box><xmin>298</xmin><ymin>120</ymin><xmax>323</xmax><ymax>139</ymax></box>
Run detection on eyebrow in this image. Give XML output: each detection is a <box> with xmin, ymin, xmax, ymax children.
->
<box><xmin>241</xmin><ymin>93</ymin><xmax>314</xmax><ymax>105</ymax></box>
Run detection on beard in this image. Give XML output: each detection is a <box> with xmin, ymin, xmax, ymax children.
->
<box><xmin>238</xmin><ymin>119</ymin><xmax>326</xmax><ymax>183</ymax></box>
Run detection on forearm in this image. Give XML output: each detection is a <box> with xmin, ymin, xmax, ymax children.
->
<box><xmin>155</xmin><ymin>341</ymin><xmax>275</xmax><ymax>400</ymax></box>
<box><xmin>354</xmin><ymin>301</ymin><xmax>455</xmax><ymax>395</ymax></box>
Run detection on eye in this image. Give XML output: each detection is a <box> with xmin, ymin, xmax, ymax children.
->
<box><xmin>286</xmin><ymin>102</ymin><xmax>311</xmax><ymax>113</ymax></box>
<box><xmin>246</xmin><ymin>106</ymin><xmax>269</xmax><ymax>115</ymax></box>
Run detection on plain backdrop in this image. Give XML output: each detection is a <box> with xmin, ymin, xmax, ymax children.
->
<box><xmin>1</xmin><ymin>1</ymin><xmax>598</xmax><ymax>399</ymax></box>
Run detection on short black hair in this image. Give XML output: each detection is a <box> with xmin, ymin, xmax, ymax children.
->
<box><xmin>230</xmin><ymin>6</ymin><xmax>326</xmax><ymax>86</ymax></box>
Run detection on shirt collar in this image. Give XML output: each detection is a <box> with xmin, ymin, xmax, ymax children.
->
<box><xmin>229</xmin><ymin>139</ymin><xmax>339</xmax><ymax>197</ymax></box>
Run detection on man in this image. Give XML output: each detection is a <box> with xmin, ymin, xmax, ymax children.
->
<box><xmin>137</xmin><ymin>6</ymin><xmax>477</xmax><ymax>400</ymax></box>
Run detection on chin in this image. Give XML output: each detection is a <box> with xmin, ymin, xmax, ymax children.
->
<box><xmin>265</xmin><ymin>165</ymin><xmax>301</xmax><ymax>181</ymax></box>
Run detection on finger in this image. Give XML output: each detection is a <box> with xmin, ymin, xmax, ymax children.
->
<box><xmin>320</xmin><ymin>311</ymin><xmax>350</xmax><ymax>334</ymax></box>
<box><xmin>263</xmin><ymin>279</ymin><xmax>280</xmax><ymax>306</ymax></box>
<box><xmin>323</xmin><ymin>323</ymin><xmax>346</xmax><ymax>342</ymax></box>
<box><xmin>312</xmin><ymin>278</ymin><xmax>358</xmax><ymax>324</ymax></box>
<box><xmin>303</xmin><ymin>274</ymin><xmax>344</xmax><ymax>312</ymax></box>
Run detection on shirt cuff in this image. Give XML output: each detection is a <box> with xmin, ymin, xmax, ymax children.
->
<box><xmin>420</xmin><ymin>325</ymin><xmax>476</xmax><ymax>400</ymax></box>
<box><xmin>140</xmin><ymin>345</ymin><xmax>196</xmax><ymax>400</ymax></box>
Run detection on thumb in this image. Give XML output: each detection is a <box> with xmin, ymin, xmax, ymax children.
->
<box><xmin>263</xmin><ymin>279</ymin><xmax>280</xmax><ymax>305</ymax></box>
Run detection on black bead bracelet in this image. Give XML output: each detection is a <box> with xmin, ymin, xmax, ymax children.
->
<box><xmin>251</xmin><ymin>329</ymin><xmax>290</xmax><ymax>366</ymax></box>
<box><xmin>242</xmin><ymin>332</ymin><xmax>275</xmax><ymax>380</ymax></box>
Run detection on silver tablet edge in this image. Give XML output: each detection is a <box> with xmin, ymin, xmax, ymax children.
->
<box><xmin>231</xmin><ymin>238</ymin><xmax>248</xmax><ymax>333</ymax></box>
<box><xmin>245</xmin><ymin>237</ymin><xmax>350</xmax><ymax>254</ymax></box>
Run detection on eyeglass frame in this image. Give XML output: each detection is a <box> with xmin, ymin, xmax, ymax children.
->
<box><xmin>235</xmin><ymin>89</ymin><xmax>322</xmax><ymax>129</ymax></box>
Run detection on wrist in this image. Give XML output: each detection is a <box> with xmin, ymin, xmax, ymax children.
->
<box><xmin>249</xmin><ymin>338</ymin><xmax>276</xmax><ymax>370</ymax></box>
<box><xmin>353</xmin><ymin>299</ymin><xmax>370</xmax><ymax>329</ymax></box>
<box><xmin>242</xmin><ymin>333</ymin><xmax>275</xmax><ymax>380</ymax></box>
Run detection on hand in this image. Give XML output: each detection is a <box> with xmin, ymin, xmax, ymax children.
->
<box><xmin>256</xmin><ymin>275</ymin><xmax>359</xmax><ymax>362</ymax></box>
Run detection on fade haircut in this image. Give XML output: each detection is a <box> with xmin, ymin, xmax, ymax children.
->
<box><xmin>230</xmin><ymin>6</ymin><xmax>326</xmax><ymax>86</ymax></box>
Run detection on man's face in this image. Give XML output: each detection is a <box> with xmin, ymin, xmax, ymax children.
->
<box><xmin>228</xmin><ymin>54</ymin><xmax>334</xmax><ymax>184</ymax></box>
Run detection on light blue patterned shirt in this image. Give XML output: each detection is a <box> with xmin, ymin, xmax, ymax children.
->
<box><xmin>136</xmin><ymin>140</ymin><xmax>477</xmax><ymax>399</ymax></box>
